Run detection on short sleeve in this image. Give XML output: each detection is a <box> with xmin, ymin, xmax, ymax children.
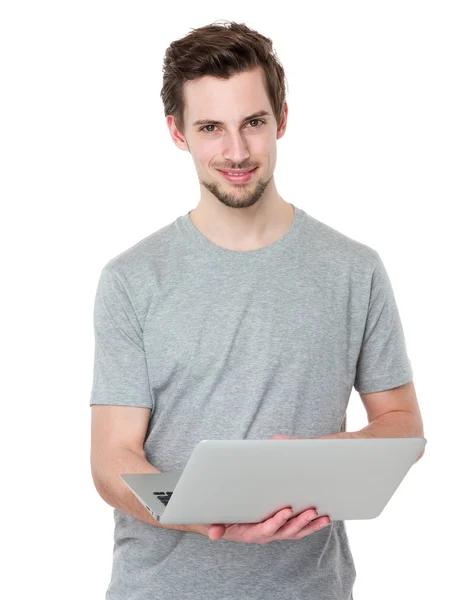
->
<box><xmin>89</xmin><ymin>266</ymin><xmax>153</xmax><ymax>409</ymax></box>
<box><xmin>353</xmin><ymin>252</ymin><xmax>414</xmax><ymax>394</ymax></box>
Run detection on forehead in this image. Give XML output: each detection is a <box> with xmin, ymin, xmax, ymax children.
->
<box><xmin>183</xmin><ymin>67</ymin><xmax>272</xmax><ymax>124</ymax></box>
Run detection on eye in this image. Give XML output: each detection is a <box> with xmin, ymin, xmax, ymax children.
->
<box><xmin>248</xmin><ymin>119</ymin><xmax>265</xmax><ymax>128</ymax></box>
<box><xmin>199</xmin><ymin>119</ymin><xmax>265</xmax><ymax>133</ymax></box>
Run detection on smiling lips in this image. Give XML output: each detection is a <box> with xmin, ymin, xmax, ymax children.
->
<box><xmin>217</xmin><ymin>167</ymin><xmax>258</xmax><ymax>183</ymax></box>
<box><xmin>220</xmin><ymin>168</ymin><xmax>255</xmax><ymax>174</ymax></box>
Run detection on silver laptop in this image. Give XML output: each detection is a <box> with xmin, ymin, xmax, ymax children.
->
<box><xmin>120</xmin><ymin>437</ymin><xmax>427</xmax><ymax>525</ymax></box>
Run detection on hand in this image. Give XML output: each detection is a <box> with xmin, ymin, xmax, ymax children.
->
<box><xmin>204</xmin><ymin>507</ymin><xmax>331</xmax><ymax>544</ymax></box>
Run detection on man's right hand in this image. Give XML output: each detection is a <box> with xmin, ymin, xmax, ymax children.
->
<box><xmin>198</xmin><ymin>507</ymin><xmax>331</xmax><ymax>544</ymax></box>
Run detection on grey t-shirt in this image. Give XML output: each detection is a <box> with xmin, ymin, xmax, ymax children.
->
<box><xmin>90</xmin><ymin>203</ymin><xmax>413</xmax><ymax>600</ymax></box>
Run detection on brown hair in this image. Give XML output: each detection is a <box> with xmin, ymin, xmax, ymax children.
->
<box><xmin>160</xmin><ymin>20</ymin><xmax>288</xmax><ymax>135</ymax></box>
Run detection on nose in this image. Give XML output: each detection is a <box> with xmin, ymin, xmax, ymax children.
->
<box><xmin>222</xmin><ymin>131</ymin><xmax>250</xmax><ymax>165</ymax></box>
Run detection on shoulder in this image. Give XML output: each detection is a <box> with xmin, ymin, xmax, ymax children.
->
<box><xmin>105</xmin><ymin>219</ymin><xmax>178</xmax><ymax>273</ymax></box>
<box><xmin>96</xmin><ymin>217</ymin><xmax>183</xmax><ymax>313</ymax></box>
<box><xmin>303</xmin><ymin>212</ymin><xmax>379</xmax><ymax>274</ymax></box>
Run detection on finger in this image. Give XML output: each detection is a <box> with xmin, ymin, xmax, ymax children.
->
<box><xmin>256</xmin><ymin>508</ymin><xmax>293</xmax><ymax>538</ymax></box>
<box><xmin>277</xmin><ymin>509</ymin><xmax>318</xmax><ymax>537</ymax></box>
<box><xmin>208</xmin><ymin>524</ymin><xmax>226</xmax><ymax>540</ymax></box>
<box><xmin>288</xmin><ymin>517</ymin><xmax>331</xmax><ymax>539</ymax></box>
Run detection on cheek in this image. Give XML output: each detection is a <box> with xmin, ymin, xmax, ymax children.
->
<box><xmin>254</xmin><ymin>137</ymin><xmax>274</xmax><ymax>159</ymax></box>
<box><xmin>194</xmin><ymin>149</ymin><xmax>215</xmax><ymax>170</ymax></box>
<box><xmin>196</xmin><ymin>142</ymin><xmax>220</xmax><ymax>164</ymax></box>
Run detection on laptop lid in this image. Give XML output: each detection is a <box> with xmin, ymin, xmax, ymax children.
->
<box><xmin>121</xmin><ymin>437</ymin><xmax>427</xmax><ymax>525</ymax></box>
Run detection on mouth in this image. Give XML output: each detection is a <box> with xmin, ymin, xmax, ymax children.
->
<box><xmin>217</xmin><ymin>167</ymin><xmax>258</xmax><ymax>183</ymax></box>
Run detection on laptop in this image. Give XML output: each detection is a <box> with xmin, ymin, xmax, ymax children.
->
<box><xmin>120</xmin><ymin>437</ymin><xmax>427</xmax><ymax>525</ymax></box>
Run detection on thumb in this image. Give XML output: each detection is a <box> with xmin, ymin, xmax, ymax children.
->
<box><xmin>208</xmin><ymin>524</ymin><xmax>226</xmax><ymax>540</ymax></box>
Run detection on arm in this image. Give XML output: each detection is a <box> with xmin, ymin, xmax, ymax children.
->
<box><xmin>89</xmin><ymin>268</ymin><xmax>207</xmax><ymax>536</ymax></box>
<box><xmin>271</xmin><ymin>382</ymin><xmax>425</xmax><ymax>463</ymax></box>
<box><xmin>319</xmin><ymin>381</ymin><xmax>425</xmax><ymax>463</ymax></box>
<box><xmin>90</xmin><ymin>405</ymin><xmax>208</xmax><ymax>535</ymax></box>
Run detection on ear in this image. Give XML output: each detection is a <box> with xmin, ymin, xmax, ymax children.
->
<box><xmin>166</xmin><ymin>115</ymin><xmax>189</xmax><ymax>152</ymax></box>
<box><xmin>276</xmin><ymin>102</ymin><xmax>289</xmax><ymax>140</ymax></box>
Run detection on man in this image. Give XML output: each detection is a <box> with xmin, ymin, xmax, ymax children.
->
<box><xmin>90</xmin><ymin>20</ymin><xmax>424</xmax><ymax>600</ymax></box>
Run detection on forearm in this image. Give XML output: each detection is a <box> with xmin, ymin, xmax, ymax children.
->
<box><xmin>319</xmin><ymin>410</ymin><xmax>425</xmax><ymax>462</ymax></box>
<box><xmin>92</xmin><ymin>447</ymin><xmax>207</xmax><ymax>535</ymax></box>
<box><xmin>354</xmin><ymin>410</ymin><xmax>423</xmax><ymax>439</ymax></box>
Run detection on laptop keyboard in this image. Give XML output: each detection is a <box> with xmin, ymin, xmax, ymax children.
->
<box><xmin>153</xmin><ymin>491</ymin><xmax>173</xmax><ymax>506</ymax></box>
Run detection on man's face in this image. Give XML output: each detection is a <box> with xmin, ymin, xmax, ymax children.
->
<box><xmin>168</xmin><ymin>66</ymin><xmax>287</xmax><ymax>210</ymax></box>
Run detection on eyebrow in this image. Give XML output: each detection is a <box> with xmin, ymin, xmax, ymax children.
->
<box><xmin>192</xmin><ymin>110</ymin><xmax>271</xmax><ymax>127</ymax></box>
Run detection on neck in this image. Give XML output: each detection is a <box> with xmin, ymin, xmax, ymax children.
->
<box><xmin>189</xmin><ymin>196</ymin><xmax>295</xmax><ymax>252</ymax></box>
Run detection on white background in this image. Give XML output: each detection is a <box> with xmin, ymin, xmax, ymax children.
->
<box><xmin>1</xmin><ymin>1</ymin><xmax>472</xmax><ymax>599</ymax></box>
